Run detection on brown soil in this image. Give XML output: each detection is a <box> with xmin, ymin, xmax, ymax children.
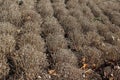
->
<box><xmin>0</xmin><ymin>0</ymin><xmax>120</xmax><ymax>80</ymax></box>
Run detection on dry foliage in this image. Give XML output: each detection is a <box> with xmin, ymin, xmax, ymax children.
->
<box><xmin>0</xmin><ymin>34</ymin><xmax>16</xmax><ymax>53</ymax></box>
<box><xmin>13</xmin><ymin>44</ymin><xmax>48</xmax><ymax>80</ymax></box>
<box><xmin>18</xmin><ymin>33</ymin><xmax>45</xmax><ymax>52</ymax></box>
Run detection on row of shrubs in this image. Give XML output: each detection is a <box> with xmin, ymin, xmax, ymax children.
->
<box><xmin>38</xmin><ymin>0</ymin><xmax>87</xmax><ymax>79</ymax></box>
<box><xmin>0</xmin><ymin>0</ymin><xmax>50</xmax><ymax>80</ymax></box>
<box><xmin>0</xmin><ymin>22</ymin><xmax>16</xmax><ymax>79</ymax></box>
<box><xmin>50</xmin><ymin>1</ymin><xmax>103</xmax><ymax>80</ymax></box>
<box><xmin>0</xmin><ymin>0</ymin><xmax>120</xmax><ymax>79</ymax></box>
<box><xmin>51</xmin><ymin>0</ymin><xmax>120</xmax><ymax>79</ymax></box>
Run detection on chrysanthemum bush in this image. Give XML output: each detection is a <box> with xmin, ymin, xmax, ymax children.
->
<box><xmin>0</xmin><ymin>22</ymin><xmax>17</xmax><ymax>36</ymax></box>
<box><xmin>0</xmin><ymin>34</ymin><xmax>16</xmax><ymax>53</ymax></box>
<box><xmin>94</xmin><ymin>41</ymin><xmax>120</xmax><ymax>61</ymax></box>
<box><xmin>81</xmin><ymin>46</ymin><xmax>104</xmax><ymax>69</ymax></box>
<box><xmin>87</xmin><ymin>0</ymin><xmax>103</xmax><ymax>18</ymax></box>
<box><xmin>96</xmin><ymin>22</ymin><xmax>110</xmax><ymax>36</ymax></box>
<box><xmin>42</xmin><ymin>17</ymin><xmax>64</xmax><ymax>36</ymax></box>
<box><xmin>80</xmin><ymin>19</ymin><xmax>97</xmax><ymax>34</ymax></box>
<box><xmin>0</xmin><ymin>1</ymin><xmax>21</xmax><ymax>24</ymax></box>
<box><xmin>109</xmin><ymin>12</ymin><xmax>120</xmax><ymax>26</ymax></box>
<box><xmin>0</xmin><ymin>0</ymin><xmax>42</xmax><ymax>26</ymax></box>
<box><xmin>58</xmin><ymin>15</ymin><xmax>81</xmax><ymax>34</ymax></box>
<box><xmin>109</xmin><ymin>25</ymin><xmax>120</xmax><ymax>33</ymax></box>
<box><xmin>88</xmin><ymin>0</ymin><xmax>112</xmax><ymax>24</ymax></box>
<box><xmin>52</xmin><ymin>2</ymin><xmax>69</xmax><ymax>20</ymax></box>
<box><xmin>68</xmin><ymin>29</ymin><xmax>86</xmax><ymax>51</ymax></box>
<box><xmin>8</xmin><ymin>3</ymin><xmax>21</xmax><ymax>26</ymax></box>
<box><xmin>51</xmin><ymin>49</ymin><xmax>78</xmax><ymax>66</ymax></box>
<box><xmin>46</xmin><ymin>34</ymin><xmax>67</xmax><ymax>53</ymax></box>
<box><xmin>0</xmin><ymin>10</ymin><xmax>9</xmax><ymax>22</ymax></box>
<box><xmin>85</xmin><ymin>31</ymin><xmax>104</xmax><ymax>46</ymax></box>
<box><xmin>102</xmin><ymin>46</ymin><xmax>120</xmax><ymax>61</ymax></box>
<box><xmin>20</xmin><ymin>0</ymin><xmax>36</xmax><ymax>10</ymax></box>
<box><xmin>0</xmin><ymin>53</ymin><xmax>9</xmax><ymax>79</ymax></box>
<box><xmin>36</xmin><ymin>0</ymin><xmax>54</xmax><ymax>18</ymax></box>
<box><xmin>13</xmin><ymin>44</ymin><xmax>48</xmax><ymax>80</ymax></box>
<box><xmin>66</xmin><ymin>0</ymin><xmax>80</xmax><ymax>9</ymax></box>
<box><xmin>98</xmin><ymin>1</ymin><xmax>120</xmax><ymax>25</ymax></box>
<box><xmin>21</xmin><ymin>10</ymin><xmax>42</xmax><ymax>24</ymax></box>
<box><xmin>69</xmin><ymin>8</ymin><xmax>84</xmax><ymax>18</ymax></box>
<box><xmin>22</xmin><ymin>21</ymin><xmax>41</xmax><ymax>34</ymax></box>
<box><xmin>2</xmin><ymin>0</ymin><xmax>16</xmax><ymax>9</ymax></box>
<box><xmin>104</xmin><ymin>32</ymin><xmax>119</xmax><ymax>45</ymax></box>
<box><xmin>18</xmin><ymin>32</ymin><xmax>45</xmax><ymax>52</ymax></box>
<box><xmin>80</xmin><ymin>5</ymin><xmax>95</xmax><ymax>20</ymax></box>
<box><xmin>98</xmin><ymin>0</ymin><xmax>120</xmax><ymax>12</ymax></box>
<box><xmin>54</xmin><ymin>63</ymin><xmax>84</xmax><ymax>80</ymax></box>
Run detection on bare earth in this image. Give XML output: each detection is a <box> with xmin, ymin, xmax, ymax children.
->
<box><xmin>0</xmin><ymin>0</ymin><xmax>120</xmax><ymax>80</ymax></box>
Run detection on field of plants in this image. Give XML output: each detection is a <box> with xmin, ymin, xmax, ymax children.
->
<box><xmin>0</xmin><ymin>0</ymin><xmax>120</xmax><ymax>80</ymax></box>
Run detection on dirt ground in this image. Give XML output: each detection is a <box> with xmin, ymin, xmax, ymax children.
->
<box><xmin>0</xmin><ymin>0</ymin><xmax>120</xmax><ymax>80</ymax></box>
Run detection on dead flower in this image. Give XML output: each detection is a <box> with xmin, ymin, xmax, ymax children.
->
<box><xmin>48</xmin><ymin>70</ymin><xmax>57</xmax><ymax>76</ymax></box>
<box><xmin>81</xmin><ymin>64</ymin><xmax>88</xmax><ymax>69</ymax></box>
